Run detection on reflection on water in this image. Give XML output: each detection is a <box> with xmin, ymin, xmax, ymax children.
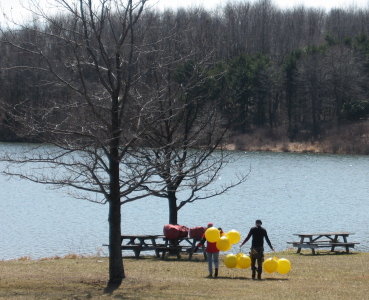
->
<box><xmin>1</xmin><ymin>147</ymin><xmax>368</xmax><ymax>260</ymax></box>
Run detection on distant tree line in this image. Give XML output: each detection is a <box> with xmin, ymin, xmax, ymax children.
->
<box><xmin>1</xmin><ymin>0</ymin><xmax>369</xmax><ymax>143</ymax></box>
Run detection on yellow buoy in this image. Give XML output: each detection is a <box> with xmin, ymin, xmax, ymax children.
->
<box><xmin>224</xmin><ymin>254</ymin><xmax>238</xmax><ymax>268</ymax></box>
<box><xmin>205</xmin><ymin>227</ymin><xmax>220</xmax><ymax>243</ymax></box>
<box><xmin>263</xmin><ymin>257</ymin><xmax>279</xmax><ymax>273</ymax></box>
<box><xmin>276</xmin><ymin>258</ymin><xmax>291</xmax><ymax>274</ymax></box>
<box><xmin>216</xmin><ymin>236</ymin><xmax>231</xmax><ymax>252</ymax></box>
<box><xmin>237</xmin><ymin>254</ymin><xmax>251</xmax><ymax>269</ymax></box>
<box><xmin>226</xmin><ymin>230</ymin><xmax>241</xmax><ymax>244</ymax></box>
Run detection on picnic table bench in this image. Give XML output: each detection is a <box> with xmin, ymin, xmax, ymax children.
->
<box><xmin>158</xmin><ymin>236</ymin><xmax>206</xmax><ymax>260</ymax></box>
<box><xmin>119</xmin><ymin>235</ymin><xmax>163</xmax><ymax>258</ymax></box>
<box><xmin>104</xmin><ymin>234</ymin><xmax>206</xmax><ymax>260</ymax></box>
<box><xmin>288</xmin><ymin>232</ymin><xmax>360</xmax><ymax>254</ymax></box>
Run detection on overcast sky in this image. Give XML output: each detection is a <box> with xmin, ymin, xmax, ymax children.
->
<box><xmin>1</xmin><ymin>0</ymin><xmax>369</xmax><ymax>25</ymax></box>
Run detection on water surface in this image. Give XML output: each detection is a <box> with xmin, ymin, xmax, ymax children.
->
<box><xmin>1</xmin><ymin>146</ymin><xmax>368</xmax><ymax>260</ymax></box>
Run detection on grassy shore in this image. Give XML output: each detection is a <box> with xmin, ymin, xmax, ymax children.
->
<box><xmin>226</xmin><ymin>122</ymin><xmax>369</xmax><ymax>155</ymax></box>
<box><xmin>1</xmin><ymin>249</ymin><xmax>368</xmax><ymax>300</ymax></box>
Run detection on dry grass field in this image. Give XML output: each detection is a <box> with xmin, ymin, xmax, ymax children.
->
<box><xmin>1</xmin><ymin>249</ymin><xmax>368</xmax><ymax>300</ymax></box>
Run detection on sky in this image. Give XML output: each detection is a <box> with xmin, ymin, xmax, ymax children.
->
<box><xmin>1</xmin><ymin>0</ymin><xmax>369</xmax><ymax>25</ymax></box>
<box><xmin>157</xmin><ymin>0</ymin><xmax>369</xmax><ymax>11</ymax></box>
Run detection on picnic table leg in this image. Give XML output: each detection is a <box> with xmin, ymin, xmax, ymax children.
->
<box><xmin>133</xmin><ymin>248</ymin><xmax>140</xmax><ymax>258</ymax></box>
<box><xmin>174</xmin><ymin>239</ymin><xmax>181</xmax><ymax>259</ymax></box>
<box><xmin>342</xmin><ymin>235</ymin><xmax>350</xmax><ymax>253</ymax></box>
<box><xmin>188</xmin><ymin>244</ymin><xmax>197</xmax><ymax>260</ymax></box>
<box><xmin>309</xmin><ymin>237</ymin><xmax>316</xmax><ymax>255</ymax></box>
<box><xmin>155</xmin><ymin>251</ymin><xmax>160</xmax><ymax>258</ymax></box>
<box><xmin>297</xmin><ymin>236</ymin><xmax>304</xmax><ymax>253</ymax></box>
<box><xmin>161</xmin><ymin>239</ymin><xmax>169</xmax><ymax>259</ymax></box>
<box><xmin>330</xmin><ymin>235</ymin><xmax>337</xmax><ymax>252</ymax></box>
<box><xmin>151</xmin><ymin>238</ymin><xmax>161</xmax><ymax>258</ymax></box>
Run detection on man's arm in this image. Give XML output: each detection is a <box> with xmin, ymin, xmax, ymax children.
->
<box><xmin>264</xmin><ymin>232</ymin><xmax>274</xmax><ymax>251</ymax></box>
<box><xmin>240</xmin><ymin>230</ymin><xmax>252</xmax><ymax>246</ymax></box>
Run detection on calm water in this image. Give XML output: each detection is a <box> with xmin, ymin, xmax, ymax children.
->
<box><xmin>1</xmin><ymin>145</ymin><xmax>368</xmax><ymax>260</ymax></box>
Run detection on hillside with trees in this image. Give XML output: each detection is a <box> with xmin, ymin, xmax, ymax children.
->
<box><xmin>1</xmin><ymin>0</ymin><xmax>369</xmax><ymax>154</ymax></box>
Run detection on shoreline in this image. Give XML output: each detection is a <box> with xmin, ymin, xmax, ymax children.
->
<box><xmin>225</xmin><ymin>122</ymin><xmax>369</xmax><ymax>155</ymax></box>
<box><xmin>224</xmin><ymin>140</ymin><xmax>369</xmax><ymax>155</ymax></box>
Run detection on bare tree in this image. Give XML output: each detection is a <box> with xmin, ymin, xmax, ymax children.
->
<box><xmin>0</xmin><ymin>0</ymin><xmax>158</xmax><ymax>285</ymax></box>
<box><xmin>134</xmin><ymin>28</ymin><xmax>249</xmax><ymax>224</ymax></box>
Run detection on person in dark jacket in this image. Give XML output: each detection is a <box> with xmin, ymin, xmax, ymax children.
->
<box><xmin>196</xmin><ymin>223</ymin><xmax>222</xmax><ymax>278</ymax></box>
<box><xmin>240</xmin><ymin>219</ymin><xmax>274</xmax><ymax>280</ymax></box>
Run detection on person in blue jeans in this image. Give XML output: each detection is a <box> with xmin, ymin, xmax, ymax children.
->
<box><xmin>196</xmin><ymin>223</ymin><xmax>222</xmax><ymax>278</ymax></box>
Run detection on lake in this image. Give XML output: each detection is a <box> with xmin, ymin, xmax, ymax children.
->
<box><xmin>1</xmin><ymin>145</ymin><xmax>368</xmax><ymax>260</ymax></box>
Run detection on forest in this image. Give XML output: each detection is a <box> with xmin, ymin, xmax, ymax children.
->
<box><xmin>1</xmin><ymin>0</ymin><xmax>369</xmax><ymax>154</ymax></box>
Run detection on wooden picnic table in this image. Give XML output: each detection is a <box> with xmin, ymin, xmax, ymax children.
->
<box><xmin>113</xmin><ymin>234</ymin><xmax>206</xmax><ymax>260</ymax></box>
<box><xmin>120</xmin><ymin>234</ymin><xmax>162</xmax><ymax>258</ymax></box>
<box><xmin>159</xmin><ymin>236</ymin><xmax>206</xmax><ymax>260</ymax></box>
<box><xmin>288</xmin><ymin>232</ymin><xmax>360</xmax><ymax>254</ymax></box>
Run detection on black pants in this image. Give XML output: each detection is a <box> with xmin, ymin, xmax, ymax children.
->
<box><xmin>250</xmin><ymin>247</ymin><xmax>264</xmax><ymax>274</ymax></box>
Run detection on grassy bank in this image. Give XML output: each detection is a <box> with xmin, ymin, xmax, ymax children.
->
<box><xmin>1</xmin><ymin>249</ymin><xmax>368</xmax><ymax>299</ymax></box>
<box><xmin>227</xmin><ymin>122</ymin><xmax>369</xmax><ymax>155</ymax></box>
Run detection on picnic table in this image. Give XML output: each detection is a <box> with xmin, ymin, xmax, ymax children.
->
<box><xmin>159</xmin><ymin>236</ymin><xmax>206</xmax><ymax>260</ymax></box>
<box><xmin>106</xmin><ymin>234</ymin><xmax>206</xmax><ymax>260</ymax></box>
<box><xmin>120</xmin><ymin>235</ymin><xmax>162</xmax><ymax>258</ymax></box>
<box><xmin>287</xmin><ymin>232</ymin><xmax>360</xmax><ymax>254</ymax></box>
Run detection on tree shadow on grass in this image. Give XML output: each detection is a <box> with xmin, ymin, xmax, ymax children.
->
<box><xmin>104</xmin><ymin>279</ymin><xmax>122</xmax><ymax>295</ymax></box>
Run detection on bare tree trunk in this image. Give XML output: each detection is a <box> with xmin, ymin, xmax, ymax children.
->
<box><xmin>109</xmin><ymin>95</ymin><xmax>124</xmax><ymax>283</ymax></box>
<box><xmin>168</xmin><ymin>191</ymin><xmax>178</xmax><ymax>225</ymax></box>
<box><xmin>108</xmin><ymin>194</ymin><xmax>124</xmax><ymax>283</ymax></box>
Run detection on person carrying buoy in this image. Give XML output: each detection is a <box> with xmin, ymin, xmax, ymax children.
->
<box><xmin>195</xmin><ymin>223</ymin><xmax>222</xmax><ymax>278</ymax></box>
<box><xmin>240</xmin><ymin>220</ymin><xmax>274</xmax><ymax>280</ymax></box>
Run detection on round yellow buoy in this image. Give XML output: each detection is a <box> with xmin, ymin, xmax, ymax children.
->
<box><xmin>224</xmin><ymin>254</ymin><xmax>238</xmax><ymax>268</ymax></box>
<box><xmin>226</xmin><ymin>230</ymin><xmax>241</xmax><ymax>244</ymax></box>
<box><xmin>205</xmin><ymin>227</ymin><xmax>220</xmax><ymax>243</ymax></box>
<box><xmin>263</xmin><ymin>257</ymin><xmax>279</xmax><ymax>273</ymax></box>
<box><xmin>237</xmin><ymin>254</ymin><xmax>251</xmax><ymax>269</ymax></box>
<box><xmin>235</xmin><ymin>253</ymin><xmax>243</xmax><ymax>268</ymax></box>
<box><xmin>216</xmin><ymin>236</ymin><xmax>232</xmax><ymax>251</ymax></box>
<box><xmin>276</xmin><ymin>258</ymin><xmax>291</xmax><ymax>274</ymax></box>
